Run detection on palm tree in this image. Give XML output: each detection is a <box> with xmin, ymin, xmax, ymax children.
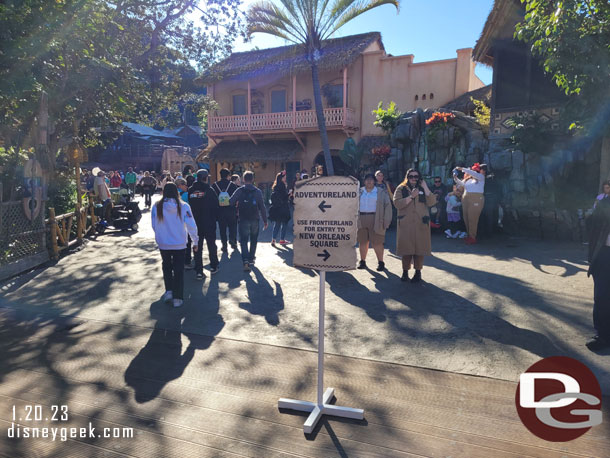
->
<box><xmin>247</xmin><ymin>0</ymin><xmax>399</xmax><ymax>175</ymax></box>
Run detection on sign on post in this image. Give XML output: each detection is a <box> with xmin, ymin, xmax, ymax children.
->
<box><xmin>292</xmin><ymin>175</ymin><xmax>359</xmax><ymax>271</ymax></box>
<box><xmin>279</xmin><ymin>175</ymin><xmax>364</xmax><ymax>435</ymax></box>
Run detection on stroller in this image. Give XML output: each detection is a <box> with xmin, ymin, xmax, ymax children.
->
<box><xmin>95</xmin><ymin>184</ymin><xmax>142</xmax><ymax>234</ymax></box>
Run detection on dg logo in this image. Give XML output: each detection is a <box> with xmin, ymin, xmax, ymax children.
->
<box><xmin>516</xmin><ymin>356</ymin><xmax>603</xmax><ymax>441</ymax></box>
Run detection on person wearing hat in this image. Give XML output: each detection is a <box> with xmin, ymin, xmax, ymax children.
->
<box><xmin>453</xmin><ymin>163</ymin><xmax>487</xmax><ymax>245</ymax></box>
<box><xmin>187</xmin><ymin>169</ymin><xmax>219</xmax><ymax>279</ymax></box>
<box><xmin>357</xmin><ymin>173</ymin><xmax>393</xmax><ymax>271</ymax></box>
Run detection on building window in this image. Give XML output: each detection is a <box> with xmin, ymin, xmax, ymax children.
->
<box><xmin>430</xmin><ymin>93</ymin><xmax>434</xmax><ymax>100</ymax></box>
<box><xmin>271</xmin><ymin>89</ymin><xmax>287</xmax><ymax>113</ymax></box>
<box><xmin>232</xmin><ymin>94</ymin><xmax>247</xmax><ymax>115</ymax></box>
<box><xmin>422</xmin><ymin>94</ymin><xmax>426</xmax><ymax>100</ymax></box>
<box><xmin>415</xmin><ymin>95</ymin><xmax>419</xmax><ymax>101</ymax></box>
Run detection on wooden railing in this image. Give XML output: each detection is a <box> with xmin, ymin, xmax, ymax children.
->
<box><xmin>208</xmin><ymin>108</ymin><xmax>357</xmax><ymax>134</ymax></box>
<box><xmin>47</xmin><ymin>201</ymin><xmax>97</xmax><ymax>260</ymax></box>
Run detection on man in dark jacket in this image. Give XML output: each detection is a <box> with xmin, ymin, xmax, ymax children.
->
<box><xmin>229</xmin><ymin>171</ymin><xmax>268</xmax><ymax>272</ymax></box>
<box><xmin>188</xmin><ymin>169</ymin><xmax>219</xmax><ymax>279</ymax></box>
<box><xmin>212</xmin><ymin>168</ymin><xmax>239</xmax><ymax>252</ymax></box>
<box><xmin>586</xmin><ymin>197</ymin><xmax>610</xmax><ymax>351</ymax></box>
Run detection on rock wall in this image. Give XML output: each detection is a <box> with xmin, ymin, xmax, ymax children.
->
<box><xmin>373</xmin><ymin>108</ymin><xmax>600</xmax><ymax>241</ymax></box>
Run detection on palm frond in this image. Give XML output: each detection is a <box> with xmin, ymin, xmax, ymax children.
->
<box><xmin>248</xmin><ymin>1</ymin><xmax>307</xmax><ymax>43</ymax></box>
<box><xmin>325</xmin><ymin>0</ymin><xmax>399</xmax><ymax>38</ymax></box>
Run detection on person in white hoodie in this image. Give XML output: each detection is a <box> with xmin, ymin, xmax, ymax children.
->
<box><xmin>151</xmin><ymin>182</ymin><xmax>199</xmax><ymax>308</ymax></box>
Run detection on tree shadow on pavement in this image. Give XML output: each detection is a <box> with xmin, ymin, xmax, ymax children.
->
<box><xmin>239</xmin><ymin>266</ymin><xmax>285</xmax><ymax>325</ymax></box>
<box><xmin>326</xmin><ymin>270</ymin><xmax>389</xmax><ymax>322</ymax></box>
<box><xmin>124</xmin><ymin>273</ymin><xmax>225</xmax><ymax>403</ymax></box>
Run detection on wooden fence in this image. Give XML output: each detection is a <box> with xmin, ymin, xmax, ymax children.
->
<box><xmin>47</xmin><ymin>201</ymin><xmax>97</xmax><ymax>260</ymax></box>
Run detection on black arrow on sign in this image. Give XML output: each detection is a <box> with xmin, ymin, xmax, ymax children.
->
<box><xmin>317</xmin><ymin>249</ymin><xmax>331</xmax><ymax>262</ymax></box>
<box><xmin>318</xmin><ymin>200</ymin><xmax>332</xmax><ymax>212</ymax></box>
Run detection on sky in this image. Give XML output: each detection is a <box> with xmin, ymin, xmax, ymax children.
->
<box><xmin>224</xmin><ymin>0</ymin><xmax>495</xmax><ymax>85</ymax></box>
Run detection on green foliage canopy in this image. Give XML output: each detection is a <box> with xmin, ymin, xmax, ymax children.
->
<box><xmin>0</xmin><ymin>0</ymin><xmax>243</xmax><ymax>167</ymax></box>
<box><xmin>515</xmin><ymin>0</ymin><xmax>610</xmax><ymax>133</ymax></box>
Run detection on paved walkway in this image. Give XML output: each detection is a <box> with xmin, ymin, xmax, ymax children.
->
<box><xmin>1</xmin><ymin>195</ymin><xmax>609</xmax><ymax>456</ymax></box>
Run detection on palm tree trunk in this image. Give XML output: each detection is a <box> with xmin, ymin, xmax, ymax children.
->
<box><xmin>311</xmin><ymin>61</ymin><xmax>334</xmax><ymax>176</ymax></box>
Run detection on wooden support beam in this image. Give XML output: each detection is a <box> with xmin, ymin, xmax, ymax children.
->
<box><xmin>293</xmin><ymin>75</ymin><xmax>297</xmax><ymax>130</ymax></box>
<box><xmin>247</xmin><ymin>80</ymin><xmax>251</xmax><ymax>133</ymax></box>
<box><xmin>49</xmin><ymin>208</ymin><xmax>59</xmax><ymax>260</ymax></box>
<box><xmin>247</xmin><ymin>132</ymin><xmax>258</xmax><ymax>145</ymax></box>
<box><xmin>342</xmin><ymin>67</ymin><xmax>347</xmax><ymax>129</ymax></box>
<box><xmin>292</xmin><ymin>130</ymin><xmax>306</xmax><ymax>151</ymax></box>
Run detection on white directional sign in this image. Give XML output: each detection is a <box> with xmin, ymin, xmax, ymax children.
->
<box><xmin>293</xmin><ymin>175</ymin><xmax>359</xmax><ymax>271</ymax></box>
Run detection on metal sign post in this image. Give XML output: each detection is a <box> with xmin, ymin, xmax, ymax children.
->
<box><xmin>279</xmin><ymin>175</ymin><xmax>363</xmax><ymax>434</ymax></box>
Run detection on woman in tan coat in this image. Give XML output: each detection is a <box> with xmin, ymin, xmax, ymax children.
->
<box><xmin>393</xmin><ymin>169</ymin><xmax>437</xmax><ymax>283</ymax></box>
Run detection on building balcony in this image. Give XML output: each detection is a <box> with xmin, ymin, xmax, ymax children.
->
<box><xmin>208</xmin><ymin>107</ymin><xmax>358</xmax><ymax>136</ymax></box>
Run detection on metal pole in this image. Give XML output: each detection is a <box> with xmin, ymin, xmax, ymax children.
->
<box><xmin>318</xmin><ymin>270</ymin><xmax>325</xmax><ymax>406</ymax></box>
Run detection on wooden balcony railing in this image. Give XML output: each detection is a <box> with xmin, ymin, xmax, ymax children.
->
<box><xmin>208</xmin><ymin>107</ymin><xmax>357</xmax><ymax>134</ymax></box>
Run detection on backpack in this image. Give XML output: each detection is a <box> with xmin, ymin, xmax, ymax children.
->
<box><xmin>238</xmin><ymin>188</ymin><xmax>258</xmax><ymax>220</ymax></box>
<box><xmin>215</xmin><ymin>182</ymin><xmax>231</xmax><ymax>207</ymax></box>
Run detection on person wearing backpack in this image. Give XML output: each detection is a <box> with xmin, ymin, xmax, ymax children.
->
<box><xmin>188</xmin><ymin>169</ymin><xmax>220</xmax><ymax>279</ymax></box>
<box><xmin>268</xmin><ymin>171</ymin><xmax>291</xmax><ymax>246</ymax></box>
<box><xmin>229</xmin><ymin>171</ymin><xmax>268</xmax><ymax>272</ymax></box>
<box><xmin>212</xmin><ymin>168</ymin><xmax>239</xmax><ymax>252</ymax></box>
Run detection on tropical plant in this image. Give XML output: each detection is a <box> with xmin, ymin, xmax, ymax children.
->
<box><xmin>470</xmin><ymin>97</ymin><xmax>490</xmax><ymax>136</ymax></box>
<box><xmin>515</xmin><ymin>0</ymin><xmax>610</xmax><ymax>135</ymax></box>
<box><xmin>247</xmin><ymin>0</ymin><xmax>400</xmax><ymax>175</ymax></box>
<box><xmin>372</xmin><ymin>101</ymin><xmax>401</xmax><ymax>134</ymax></box>
<box><xmin>505</xmin><ymin>113</ymin><xmax>567</xmax><ymax>155</ymax></box>
<box><xmin>425</xmin><ymin>112</ymin><xmax>460</xmax><ymax>147</ymax></box>
<box><xmin>339</xmin><ymin>138</ymin><xmax>366</xmax><ymax>177</ymax></box>
<box><xmin>371</xmin><ymin>144</ymin><xmax>391</xmax><ymax>165</ymax></box>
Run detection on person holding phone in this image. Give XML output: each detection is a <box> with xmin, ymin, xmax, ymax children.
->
<box><xmin>453</xmin><ymin>163</ymin><xmax>487</xmax><ymax>244</ymax></box>
<box><xmin>393</xmin><ymin>169</ymin><xmax>437</xmax><ymax>283</ymax></box>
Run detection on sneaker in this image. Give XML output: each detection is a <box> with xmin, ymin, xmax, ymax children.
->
<box><xmin>465</xmin><ymin>237</ymin><xmax>477</xmax><ymax>245</ymax></box>
<box><xmin>430</xmin><ymin>222</ymin><xmax>441</xmax><ymax>229</ymax></box>
<box><xmin>184</xmin><ymin>261</ymin><xmax>194</xmax><ymax>270</ymax></box>
<box><xmin>410</xmin><ymin>270</ymin><xmax>422</xmax><ymax>283</ymax></box>
<box><xmin>586</xmin><ymin>336</ymin><xmax>610</xmax><ymax>352</ymax></box>
<box><xmin>243</xmin><ymin>262</ymin><xmax>250</xmax><ymax>272</ymax></box>
<box><xmin>196</xmin><ymin>272</ymin><xmax>205</xmax><ymax>280</ymax></box>
<box><xmin>357</xmin><ymin>260</ymin><xmax>367</xmax><ymax>270</ymax></box>
<box><xmin>451</xmin><ymin>231</ymin><xmax>460</xmax><ymax>239</ymax></box>
<box><xmin>162</xmin><ymin>291</ymin><xmax>173</xmax><ymax>303</ymax></box>
<box><xmin>401</xmin><ymin>271</ymin><xmax>409</xmax><ymax>282</ymax></box>
<box><xmin>230</xmin><ymin>243</ymin><xmax>237</xmax><ymax>250</ymax></box>
<box><xmin>444</xmin><ymin>229</ymin><xmax>452</xmax><ymax>238</ymax></box>
<box><xmin>458</xmin><ymin>232</ymin><xmax>467</xmax><ymax>239</ymax></box>
<box><xmin>173</xmin><ymin>299</ymin><xmax>183</xmax><ymax>308</ymax></box>
<box><xmin>210</xmin><ymin>266</ymin><xmax>219</xmax><ymax>274</ymax></box>
<box><xmin>271</xmin><ymin>239</ymin><xmax>276</xmax><ymax>247</ymax></box>
<box><xmin>376</xmin><ymin>261</ymin><xmax>385</xmax><ymax>272</ymax></box>
<box><xmin>279</xmin><ymin>240</ymin><xmax>290</xmax><ymax>245</ymax></box>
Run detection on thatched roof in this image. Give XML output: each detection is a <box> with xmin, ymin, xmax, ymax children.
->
<box><xmin>473</xmin><ymin>0</ymin><xmax>524</xmax><ymax>66</ymax></box>
<box><xmin>441</xmin><ymin>85</ymin><xmax>492</xmax><ymax>113</ymax></box>
<box><xmin>204</xmin><ymin>140</ymin><xmax>301</xmax><ymax>163</ymax></box>
<box><xmin>200</xmin><ymin>32</ymin><xmax>382</xmax><ymax>84</ymax></box>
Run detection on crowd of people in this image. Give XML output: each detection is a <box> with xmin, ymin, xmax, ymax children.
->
<box><xmin>143</xmin><ymin>162</ymin><xmax>494</xmax><ymax>308</ymax></box>
<box><xmin>80</xmin><ymin>162</ymin><xmax>610</xmax><ymax>352</ymax></box>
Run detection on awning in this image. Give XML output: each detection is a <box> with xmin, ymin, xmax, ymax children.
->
<box><xmin>206</xmin><ymin>140</ymin><xmax>302</xmax><ymax>163</ymax></box>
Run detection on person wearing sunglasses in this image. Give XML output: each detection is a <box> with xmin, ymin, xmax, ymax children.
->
<box><xmin>393</xmin><ymin>169</ymin><xmax>437</xmax><ymax>283</ymax></box>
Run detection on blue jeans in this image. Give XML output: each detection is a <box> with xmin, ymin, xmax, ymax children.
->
<box><xmin>239</xmin><ymin>219</ymin><xmax>259</xmax><ymax>263</ymax></box>
<box><xmin>272</xmin><ymin>221</ymin><xmax>288</xmax><ymax>240</ymax></box>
